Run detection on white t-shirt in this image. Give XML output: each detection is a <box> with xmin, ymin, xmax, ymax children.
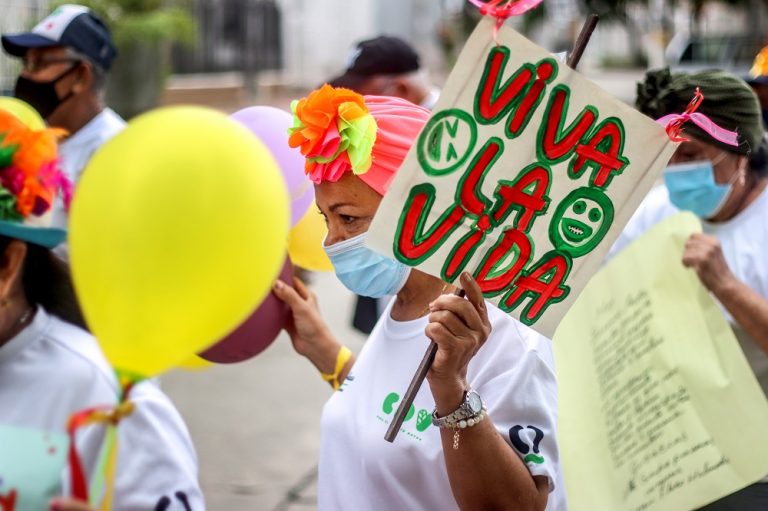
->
<box><xmin>52</xmin><ymin>108</ymin><xmax>125</xmax><ymax>232</ymax></box>
<box><xmin>318</xmin><ymin>300</ymin><xmax>566</xmax><ymax>510</ymax></box>
<box><xmin>0</xmin><ymin>307</ymin><xmax>205</xmax><ymax>510</ymax></box>
<box><xmin>610</xmin><ymin>185</ymin><xmax>768</xmax><ymax>397</ymax></box>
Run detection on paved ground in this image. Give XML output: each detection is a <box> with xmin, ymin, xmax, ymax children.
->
<box><xmin>161</xmin><ymin>272</ymin><xmax>367</xmax><ymax>511</ymax></box>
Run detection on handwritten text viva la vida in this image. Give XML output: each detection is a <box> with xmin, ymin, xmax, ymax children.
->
<box><xmin>395</xmin><ymin>46</ymin><xmax>631</xmax><ymax>325</ymax></box>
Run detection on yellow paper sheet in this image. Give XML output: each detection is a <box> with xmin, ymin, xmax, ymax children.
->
<box><xmin>554</xmin><ymin>212</ymin><xmax>768</xmax><ymax>511</ymax></box>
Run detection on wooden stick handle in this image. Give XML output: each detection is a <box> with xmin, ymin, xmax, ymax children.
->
<box><xmin>385</xmin><ymin>288</ymin><xmax>465</xmax><ymax>443</ymax></box>
<box><xmin>566</xmin><ymin>14</ymin><xmax>599</xmax><ymax>69</ymax></box>
<box><xmin>385</xmin><ymin>14</ymin><xmax>600</xmax><ymax>444</ymax></box>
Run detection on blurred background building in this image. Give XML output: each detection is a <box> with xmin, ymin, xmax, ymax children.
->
<box><xmin>3</xmin><ymin>0</ymin><xmax>767</xmax><ymax>115</ymax></box>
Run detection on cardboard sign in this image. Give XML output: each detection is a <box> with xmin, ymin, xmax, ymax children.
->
<box><xmin>554</xmin><ymin>213</ymin><xmax>768</xmax><ymax>510</ymax></box>
<box><xmin>366</xmin><ymin>18</ymin><xmax>676</xmax><ymax>336</ymax></box>
<box><xmin>0</xmin><ymin>424</ymin><xmax>69</xmax><ymax>511</ymax></box>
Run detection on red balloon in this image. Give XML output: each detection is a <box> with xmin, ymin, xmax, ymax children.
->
<box><xmin>200</xmin><ymin>259</ymin><xmax>292</xmax><ymax>363</ymax></box>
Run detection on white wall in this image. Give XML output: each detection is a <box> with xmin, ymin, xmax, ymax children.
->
<box><xmin>278</xmin><ymin>0</ymin><xmax>443</xmax><ymax>88</ymax></box>
<box><xmin>376</xmin><ymin>0</ymin><xmax>443</xmax><ymax>73</ymax></box>
<box><xmin>279</xmin><ymin>0</ymin><xmax>377</xmax><ymax>87</ymax></box>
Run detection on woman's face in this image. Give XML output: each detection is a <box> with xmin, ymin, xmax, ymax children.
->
<box><xmin>669</xmin><ymin>135</ymin><xmax>743</xmax><ymax>182</ymax></box>
<box><xmin>315</xmin><ymin>173</ymin><xmax>383</xmax><ymax>246</ymax></box>
<box><xmin>669</xmin><ymin>134</ymin><xmax>748</xmax><ymax>220</ymax></box>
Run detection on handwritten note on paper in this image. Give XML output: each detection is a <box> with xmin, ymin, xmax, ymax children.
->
<box><xmin>0</xmin><ymin>424</ymin><xmax>69</xmax><ymax>511</ymax></box>
<box><xmin>554</xmin><ymin>212</ymin><xmax>768</xmax><ymax>511</ymax></box>
<box><xmin>365</xmin><ymin>17</ymin><xmax>675</xmax><ymax>338</ymax></box>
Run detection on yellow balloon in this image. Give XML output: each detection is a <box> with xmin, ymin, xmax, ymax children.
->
<box><xmin>69</xmin><ymin>106</ymin><xmax>289</xmax><ymax>378</ymax></box>
<box><xmin>0</xmin><ymin>97</ymin><xmax>46</xmax><ymax>130</ymax></box>
<box><xmin>288</xmin><ymin>204</ymin><xmax>333</xmax><ymax>272</ymax></box>
<box><xmin>179</xmin><ymin>355</ymin><xmax>213</xmax><ymax>371</ymax></box>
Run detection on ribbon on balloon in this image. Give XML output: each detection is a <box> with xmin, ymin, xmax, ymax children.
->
<box><xmin>67</xmin><ymin>381</ymin><xmax>136</xmax><ymax>510</ymax></box>
<box><xmin>656</xmin><ymin>88</ymin><xmax>740</xmax><ymax>147</ymax></box>
<box><xmin>467</xmin><ymin>0</ymin><xmax>544</xmax><ymax>43</ymax></box>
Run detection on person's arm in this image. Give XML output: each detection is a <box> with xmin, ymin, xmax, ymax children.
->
<box><xmin>273</xmin><ymin>277</ymin><xmax>355</xmax><ymax>388</ymax></box>
<box><xmin>683</xmin><ymin>233</ymin><xmax>768</xmax><ymax>353</ymax></box>
<box><xmin>426</xmin><ymin>273</ymin><xmax>549</xmax><ymax>511</ymax></box>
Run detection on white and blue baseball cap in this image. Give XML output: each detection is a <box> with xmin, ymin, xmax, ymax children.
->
<box><xmin>2</xmin><ymin>4</ymin><xmax>116</xmax><ymax>70</ymax></box>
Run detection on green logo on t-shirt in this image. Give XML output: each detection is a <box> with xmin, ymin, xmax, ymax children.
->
<box><xmin>509</xmin><ymin>425</ymin><xmax>546</xmax><ymax>464</ymax></box>
<box><xmin>381</xmin><ymin>392</ymin><xmax>432</xmax><ymax>433</ymax></box>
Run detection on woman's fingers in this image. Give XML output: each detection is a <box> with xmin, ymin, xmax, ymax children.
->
<box><xmin>427</xmin><ymin>274</ymin><xmax>491</xmax><ymax>359</ymax></box>
<box><xmin>430</xmin><ymin>294</ymin><xmax>483</xmax><ymax>333</ymax></box>
<box><xmin>292</xmin><ymin>275</ymin><xmax>314</xmax><ymax>301</ymax></box>
<box><xmin>460</xmin><ymin>272</ymin><xmax>490</xmax><ymax>327</ymax></box>
<box><xmin>425</xmin><ymin>321</ymin><xmax>454</xmax><ymax>345</ymax></box>
<box><xmin>273</xmin><ymin>279</ymin><xmax>308</xmax><ymax>310</ymax></box>
<box><xmin>428</xmin><ymin>309</ymin><xmax>471</xmax><ymax>339</ymax></box>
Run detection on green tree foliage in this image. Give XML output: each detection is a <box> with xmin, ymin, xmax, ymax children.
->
<box><xmin>52</xmin><ymin>0</ymin><xmax>196</xmax><ymax>48</ymax></box>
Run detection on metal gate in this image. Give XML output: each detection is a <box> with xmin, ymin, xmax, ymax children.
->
<box><xmin>171</xmin><ymin>0</ymin><xmax>282</xmax><ymax>74</ymax></box>
<box><xmin>0</xmin><ymin>0</ymin><xmax>49</xmax><ymax>94</ymax></box>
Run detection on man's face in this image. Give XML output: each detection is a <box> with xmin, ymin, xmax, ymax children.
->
<box><xmin>354</xmin><ymin>74</ymin><xmax>427</xmax><ymax>107</ymax></box>
<box><xmin>355</xmin><ymin>75</ymin><xmax>399</xmax><ymax>97</ymax></box>
<box><xmin>17</xmin><ymin>46</ymin><xmax>85</xmax><ymax>122</ymax></box>
<box><xmin>20</xmin><ymin>46</ymin><xmax>80</xmax><ymax>84</ymax></box>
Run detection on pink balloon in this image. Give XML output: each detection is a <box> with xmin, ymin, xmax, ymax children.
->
<box><xmin>200</xmin><ymin>259</ymin><xmax>292</xmax><ymax>363</ymax></box>
<box><xmin>231</xmin><ymin>106</ymin><xmax>314</xmax><ymax>226</ymax></box>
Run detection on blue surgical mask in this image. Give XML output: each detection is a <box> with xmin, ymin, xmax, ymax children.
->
<box><xmin>324</xmin><ymin>232</ymin><xmax>411</xmax><ymax>298</ymax></box>
<box><xmin>663</xmin><ymin>159</ymin><xmax>737</xmax><ymax>219</ymax></box>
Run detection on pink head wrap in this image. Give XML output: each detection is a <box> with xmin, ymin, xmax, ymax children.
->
<box><xmin>288</xmin><ymin>85</ymin><xmax>431</xmax><ymax>196</ymax></box>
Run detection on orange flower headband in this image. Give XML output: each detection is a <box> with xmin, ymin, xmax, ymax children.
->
<box><xmin>0</xmin><ymin>109</ymin><xmax>70</xmax><ymax>220</ymax></box>
<box><xmin>288</xmin><ymin>85</ymin><xmax>378</xmax><ymax>184</ymax></box>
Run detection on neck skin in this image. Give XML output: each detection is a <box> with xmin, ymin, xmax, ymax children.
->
<box><xmin>390</xmin><ymin>269</ymin><xmax>454</xmax><ymax>321</ymax></box>
<box><xmin>709</xmin><ymin>173</ymin><xmax>768</xmax><ymax>223</ymax></box>
<box><xmin>0</xmin><ymin>297</ymin><xmax>33</xmax><ymax>349</ymax></box>
<box><xmin>48</xmin><ymin>93</ymin><xmax>103</xmax><ymax>137</ymax></box>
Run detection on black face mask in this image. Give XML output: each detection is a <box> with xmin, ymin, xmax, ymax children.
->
<box><xmin>13</xmin><ymin>64</ymin><xmax>80</xmax><ymax>119</ymax></box>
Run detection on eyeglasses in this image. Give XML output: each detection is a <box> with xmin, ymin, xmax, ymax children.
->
<box><xmin>21</xmin><ymin>57</ymin><xmax>81</xmax><ymax>74</ymax></box>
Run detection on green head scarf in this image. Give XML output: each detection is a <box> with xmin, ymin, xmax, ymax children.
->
<box><xmin>636</xmin><ymin>68</ymin><xmax>764</xmax><ymax>155</ymax></box>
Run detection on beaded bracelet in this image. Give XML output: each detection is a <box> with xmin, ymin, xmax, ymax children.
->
<box><xmin>443</xmin><ymin>407</ymin><xmax>488</xmax><ymax>450</ymax></box>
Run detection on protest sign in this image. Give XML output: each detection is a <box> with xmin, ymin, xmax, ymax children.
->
<box><xmin>0</xmin><ymin>424</ymin><xmax>69</xmax><ymax>511</ymax></box>
<box><xmin>366</xmin><ymin>17</ymin><xmax>676</xmax><ymax>337</ymax></box>
<box><xmin>554</xmin><ymin>213</ymin><xmax>768</xmax><ymax>510</ymax></box>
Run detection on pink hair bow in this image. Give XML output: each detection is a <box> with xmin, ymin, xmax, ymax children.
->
<box><xmin>656</xmin><ymin>88</ymin><xmax>739</xmax><ymax>147</ymax></box>
<box><xmin>468</xmin><ymin>0</ymin><xmax>545</xmax><ymax>43</ymax></box>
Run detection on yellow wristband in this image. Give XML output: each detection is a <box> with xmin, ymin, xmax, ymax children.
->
<box><xmin>320</xmin><ymin>345</ymin><xmax>352</xmax><ymax>391</ymax></box>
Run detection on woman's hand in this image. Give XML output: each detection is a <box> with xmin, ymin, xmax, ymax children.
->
<box><xmin>425</xmin><ymin>272</ymin><xmax>491</xmax><ymax>416</ymax></box>
<box><xmin>273</xmin><ymin>276</ymin><xmax>340</xmax><ymax>374</ymax></box>
<box><xmin>50</xmin><ymin>498</ymin><xmax>94</xmax><ymax>511</ymax></box>
<box><xmin>682</xmin><ymin>233</ymin><xmax>736</xmax><ymax>295</ymax></box>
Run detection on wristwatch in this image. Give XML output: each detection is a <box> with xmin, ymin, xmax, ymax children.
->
<box><xmin>431</xmin><ymin>389</ymin><xmax>484</xmax><ymax>428</ymax></box>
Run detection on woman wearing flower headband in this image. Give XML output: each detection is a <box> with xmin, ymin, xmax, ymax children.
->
<box><xmin>612</xmin><ymin>69</ymin><xmax>768</xmax><ymax>510</ymax></box>
<box><xmin>273</xmin><ymin>85</ymin><xmax>565</xmax><ymax>510</ymax></box>
<box><xmin>0</xmin><ymin>100</ymin><xmax>204</xmax><ymax>511</ymax></box>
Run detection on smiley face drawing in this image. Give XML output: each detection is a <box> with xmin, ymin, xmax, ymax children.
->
<box><xmin>548</xmin><ymin>187</ymin><xmax>614</xmax><ymax>258</ymax></box>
